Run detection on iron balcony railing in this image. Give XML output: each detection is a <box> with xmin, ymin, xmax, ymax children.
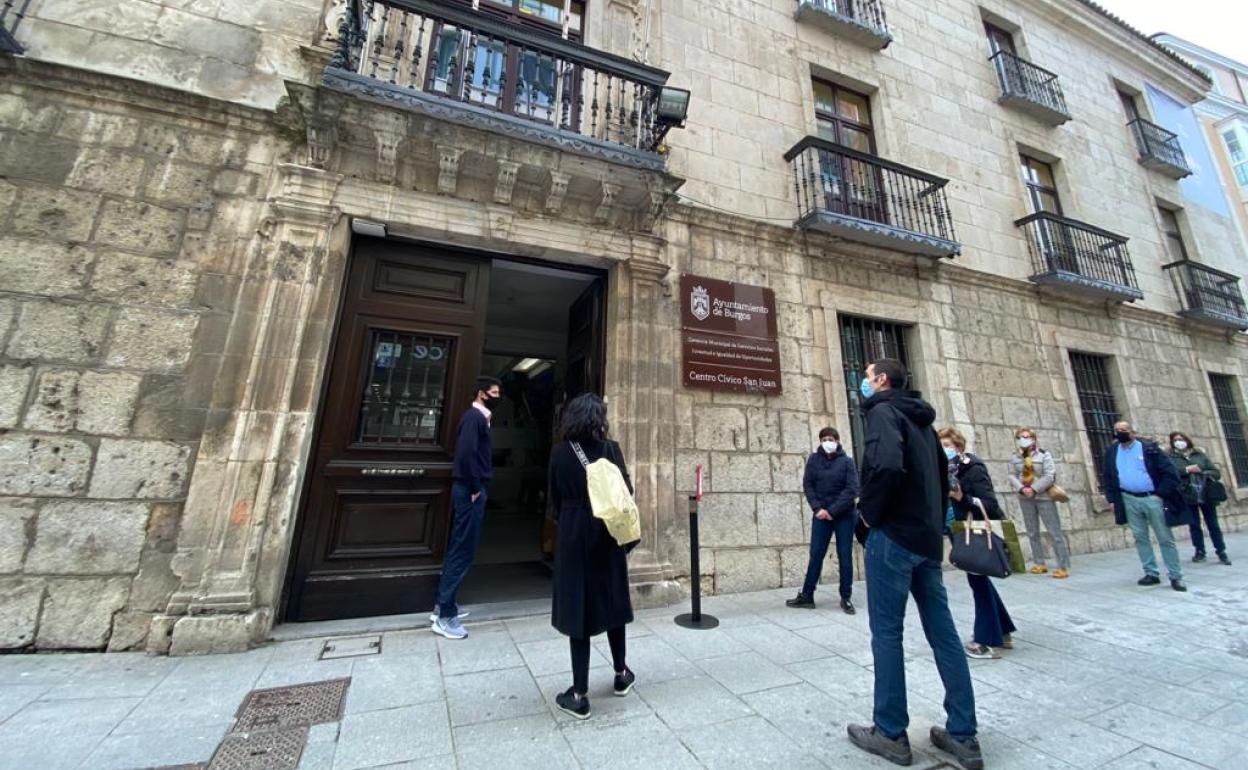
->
<box><xmin>990</xmin><ymin>50</ymin><xmax>1070</xmax><ymax>123</ymax></box>
<box><xmin>786</xmin><ymin>136</ymin><xmax>958</xmax><ymax>256</ymax></box>
<box><xmin>1017</xmin><ymin>212</ymin><xmax>1141</xmax><ymax>299</ymax></box>
<box><xmin>1163</xmin><ymin>260</ymin><xmax>1248</xmax><ymax>329</ymax></box>
<box><xmin>795</xmin><ymin>0</ymin><xmax>891</xmax><ymax>48</ymax></box>
<box><xmin>0</xmin><ymin>0</ymin><xmax>29</xmax><ymax>54</ymax></box>
<box><xmin>327</xmin><ymin>0</ymin><xmax>675</xmax><ymax>153</ymax></box>
<box><xmin>1128</xmin><ymin>117</ymin><xmax>1192</xmax><ymax>177</ymax></box>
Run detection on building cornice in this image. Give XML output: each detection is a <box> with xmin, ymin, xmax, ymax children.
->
<box><xmin>1152</xmin><ymin>34</ymin><xmax>1248</xmax><ymax>77</ymax></box>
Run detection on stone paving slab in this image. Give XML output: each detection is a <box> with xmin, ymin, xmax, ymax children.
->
<box><xmin>0</xmin><ymin>532</ymin><xmax>1245</xmax><ymax>769</ymax></box>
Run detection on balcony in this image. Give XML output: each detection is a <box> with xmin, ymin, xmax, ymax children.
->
<box><xmin>324</xmin><ymin>0</ymin><xmax>680</xmax><ymax>171</ymax></box>
<box><xmin>990</xmin><ymin>50</ymin><xmax>1070</xmax><ymax>125</ymax></box>
<box><xmin>1164</xmin><ymin>260</ymin><xmax>1248</xmax><ymax>331</ymax></box>
<box><xmin>1017</xmin><ymin>212</ymin><xmax>1142</xmax><ymax>302</ymax></box>
<box><xmin>1129</xmin><ymin>118</ymin><xmax>1192</xmax><ymax>179</ymax></box>
<box><xmin>786</xmin><ymin>136</ymin><xmax>959</xmax><ymax>258</ymax></box>
<box><xmin>795</xmin><ymin>0</ymin><xmax>892</xmax><ymax>50</ymax></box>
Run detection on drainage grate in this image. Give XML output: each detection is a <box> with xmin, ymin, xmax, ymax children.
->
<box><xmin>207</xmin><ymin>728</ymin><xmax>306</xmax><ymax>770</ymax></box>
<box><xmin>319</xmin><ymin>635</ymin><xmax>382</xmax><ymax>660</ymax></box>
<box><xmin>233</xmin><ymin>678</ymin><xmax>350</xmax><ymax>733</ymax></box>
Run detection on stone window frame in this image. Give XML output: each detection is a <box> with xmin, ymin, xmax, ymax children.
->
<box><xmin>1053</xmin><ymin>331</ymin><xmax>1133</xmax><ymax>507</ymax></box>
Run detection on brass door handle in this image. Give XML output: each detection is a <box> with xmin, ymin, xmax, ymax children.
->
<box><xmin>361</xmin><ymin>467</ymin><xmax>425</xmax><ymax>476</ymax></box>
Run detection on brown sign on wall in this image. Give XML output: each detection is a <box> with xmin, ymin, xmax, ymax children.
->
<box><xmin>680</xmin><ymin>274</ymin><xmax>782</xmax><ymax>395</ymax></box>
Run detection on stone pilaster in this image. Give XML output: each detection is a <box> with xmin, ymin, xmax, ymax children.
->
<box><xmin>153</xmin><ymin>164</ymin><xmax>345</xmax><ymax>654</ymax></box>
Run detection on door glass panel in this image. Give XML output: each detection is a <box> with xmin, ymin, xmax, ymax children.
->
<box><xmin>836</xmin><ymin>91</ymin><xmax>871</xmax><ymax>125</ymax></box>
<box><xmin>515</xmin><ymin>49</ymin><xmax>558</xmax><ymax>122</ymax></box>
<box><xmin>842</xmin><ymin>127</ymin><xmax>872</xmax><ymax>153</ymax></box>
<box><xmin>816</xmin><ymin>117</ymin><xmax>837</xmax><ymax>142</ymax></box>
<box><xmin>357</xmin><ymin>330</ymin><xmax>454</xmax><ymax>445</ymax></box>
<box><xmin>814</xmin><ymin>80</ymin><xmax>836</xmax><ymax>114</ymax></box>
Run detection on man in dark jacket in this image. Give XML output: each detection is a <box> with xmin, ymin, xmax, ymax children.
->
<box><xmin>1102</xmin><ymin>420</ymin><xmax>1186</xmax><ymax>591</ymax></box>
<box><xmin>787</xmin><ymin>427</ymin><xmax>860</xmax><ymax>613</ymax></box>
<box><xmin>847</xmin><ymin>360</ymin><xmax>982</xmax><ymax>770</ymax></box>
<box><xmin>431</xmin><ymin>375</ymin><xmax>502</xmax><ymax>639</ymax></box>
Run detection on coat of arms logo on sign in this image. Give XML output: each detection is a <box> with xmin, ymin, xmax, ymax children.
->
<box><xmin>690</xmin><ymin>285</ymin><xmax>710</xmax><ymax>321</ymax></box>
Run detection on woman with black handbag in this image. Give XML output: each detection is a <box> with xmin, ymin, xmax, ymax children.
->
<box><xmin>940</xmin><ymin>427</ymin><xmax>1017</xmax><ymax>661</ymax></box>
<box><xmin>547</xmin><ymin>393</ymin><xmax>636</xmax><ymax>720</ymax></box>
<box><xmin>1166</xmin><ymin>431</ymin><xmax>1232</xmax><ymax>565</ymax></box>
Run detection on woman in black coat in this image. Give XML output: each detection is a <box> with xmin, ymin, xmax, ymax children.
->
<box><xmin>548</xmin><ymin>393</ymin><xmax>635</xmax><ymax>720</ymax></box>
<box><xmin>939</xmin><ymin>427</ymin><xmax>1016</xmax><ymax>660</ymax></box>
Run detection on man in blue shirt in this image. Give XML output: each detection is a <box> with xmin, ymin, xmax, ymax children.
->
<box><xmin>1102</xmin><ymin>420</ymin><xmax>1186</xmax><ymax>591</ymax></box>
<box><xmin>431</xmin><ymin>375</ymin><xmax>502</xmax><ymax>639</ymax></box>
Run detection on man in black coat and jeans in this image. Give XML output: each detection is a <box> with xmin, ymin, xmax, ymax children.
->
<box><xmin>846</xmin><ymin>359</ymin><xmax>983</xmax><ymax>770</ymax></box>
<box><xmin>787</xmin><ymin>426</ymin><xmax>859</xmax><ymax>613</ymax></box>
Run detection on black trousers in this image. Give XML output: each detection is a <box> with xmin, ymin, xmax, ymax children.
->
<box><xmin>570</xmin><ymin>626</ymin><xmax>626</xmax><ymax>694</ymax></box>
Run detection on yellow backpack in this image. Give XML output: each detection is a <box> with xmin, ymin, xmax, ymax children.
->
<box><xmin>570</xmin><ymin>442</ymin><xmax>641</xmax><ymax>547</ymax></box>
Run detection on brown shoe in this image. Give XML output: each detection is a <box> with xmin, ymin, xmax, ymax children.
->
<box><xmin>1052</xmin><ymin>568</ymin><xmax>1068</xmax><ymax>579</ymax></box>
<box><xmin>1029</xmin><ymin>565</ymin><xmax>1048</xmax><ymax>574</ymax></box>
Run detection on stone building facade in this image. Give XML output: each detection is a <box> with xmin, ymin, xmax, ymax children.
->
<box><xmin>0</xmin><ymin>0</ymin><xmax>1245</xmax><ymax>653</ymax></box>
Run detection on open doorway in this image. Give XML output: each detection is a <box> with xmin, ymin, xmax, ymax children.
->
<box><xmin>455</xmin><ymin>259</ymin><xmax>605</xmax><ymax>606</ymax></box>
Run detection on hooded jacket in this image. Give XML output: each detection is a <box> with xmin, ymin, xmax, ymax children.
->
<box><xmin>803</xmin><ymin>445</ymin><xmax>859</xmax><ymax>518</ymax></box>
<box><xmin>858</xmin><ymin>388</ymin><xmax>948</xmax><ymax>560</ymax></box>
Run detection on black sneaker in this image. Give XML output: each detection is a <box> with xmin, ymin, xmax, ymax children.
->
<box><xmin>930</xmin><ymin>726</ymin><xmax>985</xmax><ymax>770</ymax></box>
<box><xmin>840</xmin><ymin>597</ymin><xmax>856</xmax><ymax>615</ymax></box>
<box><xmin>1193</xmin><ymin>552</ymin><xmax>1207</xmax><ymax>563</ymax></box>
<box><xmin>1171</xmin><ymin>579</ymin><xmax>1188</xmax><ymax>592</ymax></box>
<box><xmin>1137</xmin><ymin>574</ymin><xmax>1161</xmax><ymax>586</ymax></box>
<box><xmin>613</xmin><ymin>667</ymin><xmax>635</xmax><ymax>697</ymax></box>
<box><xmin>556</xmin><ymin>687</ymin><xmax>590</xmax><ymax>720</ymax></box>
<box><xmin>785</xmin><ymin>593</ymin><xmax>815</xmax><ymax>609</ymax></box>
<box><xmin>847</xmin><ymin>724</ymin><xmax>913</xmax><ymax>766</ymax></box>
<box><xmin>1218</xmin><ymin>553</ymin><xmax>1232</xmax><ymax>566</ymax></box>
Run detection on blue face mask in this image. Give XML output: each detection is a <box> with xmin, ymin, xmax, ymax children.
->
<box><xmin>944</xmin><ymin>447</ymin><xmax>958</xmax><ymax>460</ymax></box>
<box><xmin>860</xmin><ymin>376</ymin><xmax>874</xmax><ymax>399</ymax></box>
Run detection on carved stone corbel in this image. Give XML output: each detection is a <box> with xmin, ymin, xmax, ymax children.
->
<box><xmin>305</xmin><ymin>89</ymin><xmax>345</xmax><ymax>170</ymax></box>
<box><xmin>545</xmin><ymin>170</ymin><xmax>571</xmax><ymax>214</ymax></box>
<box><xmin>372</xmin><ymin>112</ymin><xmax>408</xmax><ymax>184</ymax></box>
<box><xmin>595</xmin><ymin>181</ymin><xmax>620</xmax><ymax>224</ymax></box>
<box><xmin>640</xmin><ymin>188</ymin><xmax>671</xmax><ymax>232</ymax></box>
<box><xmin>494</xmin><ymin>160</ymin><xmax>521</xmax><ymax>205</ymax></box>
<box><xmin>437</xmin><ymin>145</ymin><xmax>464</xmax><ymax>195</ymax></box>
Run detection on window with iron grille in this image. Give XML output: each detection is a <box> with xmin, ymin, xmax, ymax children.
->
<box><xmin>1069</xmin><ymin>352</ymin><xmax>1119</xmax><ymax>483</ymax></box>
<box><xmin>838</xmin><ymin>315</ymin><xmax>910</xmax><ymax>463</ymax></box>
<box><xmin>1209</xmin><ymin>373</ymin><xmax>1248</xmax><ymax>486</ymax></box>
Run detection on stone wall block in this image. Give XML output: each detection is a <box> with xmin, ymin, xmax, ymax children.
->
<box><xmin>0</xmin><ymin>239</ymin><xmax>92</xmax><ymax>297</ymax></box>
<box><xmin>89</xmin><ymin>252</ymin><xmax>199</xmax><ymax>308</ymax></box>
<box><xmin>105</xmin><ymin>308</ymin><xmax>198</xmax><ymax>372</ymax></box>
<box><xmin>698</xmin><ymin>493</ymin><xmax>758</xmax><ymax>547</ymax></box>
<box><xmin>746</xmin><ymin>407</ymin><xmax>782</xmax><ymax>453</ymax></box>
<box><xmin>711</xmin><ymin>452</ymin><xmax>773</xmax><ymax>492</ymax></box>
<box><xmin>26</xmin><ymin>501</ymin><xmax>150</xmax><ymax>574</ymax></box>
<box><xmin>5</xmin><ymin>301</ymin><xmax>111</xmax><ymax>364</ymax></box>
<box><xmin>770</xmin><ymin>454</ymin><xmax>807</xmax><ymax>492</ymax></box>
<box><xmin>0</xmin><ymin>499</ymin><xmax>36</xmax><ymax>573</ymax></box>
<box><xmin>8</xmin><ymin>186</ymin><xmax>100</xmax><ymax>242</ymax></box>
<box><xmin>65</xmin><ymin>148</ymin><xmax>146</xmax><ymax>196</ymax></box>
<box><xmin>694</xmin><ymin>405</ymin><xmax>748</xmax><ymax>450</ymax></box>
<box><xmin>145</xmin><ymin>161</ymin><xmax>216</xmax><ymax>208</ymax></box>
<box><xmin>0</xmin><ymin>435</ymin><xmax>93</xmax><ymax>497</ymax></box>
<box><xmin>89</xmin><ymin>439</ymin><xmax>192</xmax><ymax>499</ymax></box>
<box><xmin>93</xmin><ymin>200</ymin><xmax>185</xmax><ymax>255</ymax></box>
<box><xmin>24</xmin><ymin>368</ymin><xmax>142</xmax><ymax>435</ymax></box>
<box><xmin>714</xmin><ymin>548</ymin><xmax>780</xmax><ymax>593</ymax></box>
<box><xmin>36</xmin><ymin>577</ymin><xmax>130</xmax><ymax>649</ymax></box>
<box><xmin>757</xmin><ymin>493</ymin><xmax>805</xmax><ymax>546</ymax></box>
<box><xmin>0</xmin><ymin>579</ymin><xmax>43</xmax><ymax>648</ymax></box>
<box><xmin>0</xmin><ymin>365</ymin><xmax>34</xmax><ymax>429</ymax></box>
<box><xmin>55</xmin><ymin>108</ymin><xmax>142</xmax><ymax>148</ymax></box>
<box><xmin>0</xmin><ymin>135</ymin><xmax>78</xmax><ymax>186</ymax></box>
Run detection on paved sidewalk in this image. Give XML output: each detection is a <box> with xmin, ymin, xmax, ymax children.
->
<box><xmin>2</xmin><ymin>534</ymin><xmax>1246</xmax><ymax>770</ymax></box>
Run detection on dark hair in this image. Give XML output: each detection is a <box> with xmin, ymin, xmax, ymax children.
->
<box><xmin>870</xmin><ymin>358</ymin><xmax>908</xmax><ymax>389</ymax></box>
<box><xmin>818</xmin><ymin>426</ymin><xmax>839</xmax><ymax>441</ymax></box>
<box><xmin>561</xmin><ymin>392</ymin><xmax>608</xmax><ymax>442</ymax></box>
<box><xmin>1169</xmin><ymin>431</ymin><xmax>1192</xmax><ymax>446</ymax></box>
<box><xmin>474</xmin><ymin>376</ymin><xmax>502</xmax><ymax>398</ymax></box>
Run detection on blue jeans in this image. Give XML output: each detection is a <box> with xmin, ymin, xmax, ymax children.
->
<box><xmin>435</xmin><ymin>482</ymin><xmax>487</xmax><ymax>618</ymax></box>
<box><xmin>865</xmin><ymin>528</ymin><xmax>977</xmax><ymax>740</ymax></box>
<box><xmin>1188</xmin><ymin>502</ymin><xmax>1227</xmax><ymax>557</ymax></box>
<box><xmin>802</xmin><ymin>512</ymin><xmax>855</xmax><ymax>599</ymax></box>
<box><xmin>1123</xmin><ymin>494</ymin><xmax>1182</xmax><ymax>580</ymax></box>
<box><xmin>967</xmin><ymin>573</ymin><xmax>1015</xmax><ymax>648</ymax></box>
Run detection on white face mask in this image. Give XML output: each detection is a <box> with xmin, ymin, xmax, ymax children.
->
<box><xmin>1173</xmin><ymin>440</ymin><xmax>1189</xmax><ymax>451</ymax></box>
<box><xmin>1018</xmin><ymin>437</ymin><xmax>1034</xmax><ymax>450</ymax></box>
<box><xmin>821</xmin><ymin>441</ymin><xmax>838</xmax><ymax>454</ymax></box>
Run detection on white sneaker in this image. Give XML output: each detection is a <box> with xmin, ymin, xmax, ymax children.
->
<box><xmin>431</xmin><ymin>615</ymin><xmax>468</xmax><ymax>640</ymax></box>
<box><xmin>429</xmin><ymin>609</ymin><xmax>470</xmax><ymax>623</ymax></box>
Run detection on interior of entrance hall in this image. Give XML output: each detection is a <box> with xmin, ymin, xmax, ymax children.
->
<box><xmin>455</xmin><ymin>259</ymin><xmax>604</xmax><ymax>607</ymax></box>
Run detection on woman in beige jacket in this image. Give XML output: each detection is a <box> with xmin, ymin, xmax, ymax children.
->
<box><xmin>1007</xmin><ymin>427</ymin><xmax>1070</xmax><ymax>577</ymax></box>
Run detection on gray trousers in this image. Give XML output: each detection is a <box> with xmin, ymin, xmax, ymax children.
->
<box><xmin>1019</xmin><ymin>497</ymin><xmax>1070</xmax><ymax>569</ymax></box>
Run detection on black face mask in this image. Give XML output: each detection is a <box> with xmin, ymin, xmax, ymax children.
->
<box><xmin>1115</xmin><ymin>431</ymin><xmax>1132</xmax><ymax>444</ymax></box>
<box><xmin>484</xmin><ymin>395</ymin><xmax>501</xmax><ymax>410</ymax></box>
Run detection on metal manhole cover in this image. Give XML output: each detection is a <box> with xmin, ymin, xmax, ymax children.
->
<box><xmin>233</xmin><ymin>678</ymin><xmax>349</xmax><ymax>733</ymax></box>
<box><xmin>319</xmin><ymin>635</ymin><xmax>381</xmax><ymax>660</ymax></box>
<box><xmin>208</xmin><ymin>728</ymin><xmax>305</xmax><ymax>770</ymax></box>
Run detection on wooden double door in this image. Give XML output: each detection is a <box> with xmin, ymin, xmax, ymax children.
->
<box><xmin>285</xmin><ymin>238</ymin><xmax>603</xmax><ymax>622</ymax></box>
